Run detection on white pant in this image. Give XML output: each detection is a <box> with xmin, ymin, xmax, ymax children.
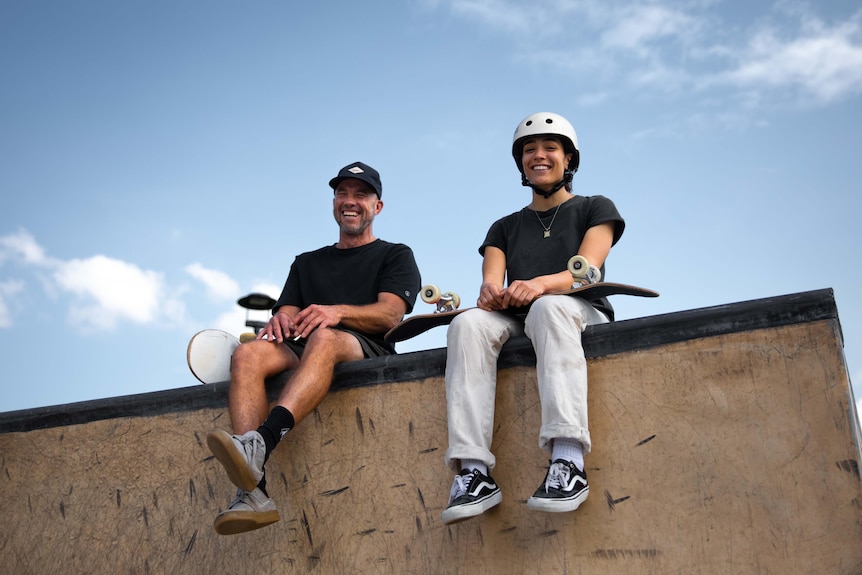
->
<box><xmin>444</xmin><ymin>295</ymin><xmax>609</xmax><ymax>471</ymax></box>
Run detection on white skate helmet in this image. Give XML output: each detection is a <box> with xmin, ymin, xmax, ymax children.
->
<box><xmin>512</xmin><ymin>112</ymin><xmax>580</xmax><ymax>176</ymax></box>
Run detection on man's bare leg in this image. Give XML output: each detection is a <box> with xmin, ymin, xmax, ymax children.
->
<box><xmin>209</xmin><ymin>328</ymin><xmax>364</xmax><ymax>487</ymax></box>
<box><xmin>276</xmin><ymin>327</ymin><xmax>365</xmax><ymax>424</ymax></box>
<box><xmin>227</xmin><ymin>339</ymin><xmax>300</xmax><ymax>434</ymax></box>
<box><xmin>208</xmin><ymin>327</ymin><xmax>365</xmax><ymax>535</ymax></box>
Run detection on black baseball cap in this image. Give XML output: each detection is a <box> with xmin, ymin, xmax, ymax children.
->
<box><xmin>328</xmin><ymin>161</ymin><xmax>382</xmax><ymax>198</ymax></box>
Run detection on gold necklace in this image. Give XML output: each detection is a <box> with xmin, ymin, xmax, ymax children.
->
<box><xmin>534</xmin><ymin>202</ymin><xmax>562</xmax><ymax>238</ymax></box>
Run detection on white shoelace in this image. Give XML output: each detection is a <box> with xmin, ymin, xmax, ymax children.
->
<box><xmin>544</xmin><ymin>462</ymin><xmax>571</xmax><ymax>491</ymax></box>
<box><xmin>449</xmin><ymin>473</ymin><xmax>471</xmax><ymax>500</ymax></box>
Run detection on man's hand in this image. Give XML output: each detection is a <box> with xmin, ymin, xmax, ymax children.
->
<box><xmin>259</xmin><ymin>311</ymin><xmax>297</xmax><ymax>343</ymax></box>
<box><xmin>290</xmin><ymin>304</ymin><xmax>343</xmax><ymax>340</ymax></box>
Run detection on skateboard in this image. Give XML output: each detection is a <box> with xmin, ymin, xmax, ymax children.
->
<box><xmin>187</xmin><ymin>329</ymin><xmax>239</xmax><ymax>384</ymax></box>
<box><xmin>385</xmin><ymin>281</ymin><xmax>659</xmax><ymax>343</ymax></box>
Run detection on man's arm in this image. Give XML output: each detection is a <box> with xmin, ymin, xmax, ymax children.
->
<box><xmin>290</xmin><ymin>292</ymin><xmax>408</xmax><ymax>340</ymax></box>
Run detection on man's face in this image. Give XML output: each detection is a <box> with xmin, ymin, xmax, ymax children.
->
<box><xmin>332</xmin><ymin>179</ymin><xmax>382</xmax><ymax>236</ymax></box>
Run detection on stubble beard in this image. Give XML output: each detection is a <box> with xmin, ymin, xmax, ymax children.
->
<box><xmin>335</xmin><ymin>210</ymin><xmax>373</xmax><ymax>237</ymax></box>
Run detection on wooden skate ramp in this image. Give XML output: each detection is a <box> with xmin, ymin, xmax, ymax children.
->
<box><xmin>1</xmin><ymin>289</ymin><xmax>860</xmax><ymax>574</ymax></box>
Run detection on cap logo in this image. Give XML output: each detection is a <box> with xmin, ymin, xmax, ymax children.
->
<box><xmin>348</xmin><ymin>166</ymin><xmax>365</xmax><ymax>175</ymax></box>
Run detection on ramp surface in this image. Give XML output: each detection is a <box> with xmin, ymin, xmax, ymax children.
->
<box><xmin>1</xmin><ymin>290</ymin><xmax>860</xmax><ymax>574</ymax></box>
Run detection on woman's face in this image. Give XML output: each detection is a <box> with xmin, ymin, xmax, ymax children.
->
<box><xmin>521</xmin><ymin>136</ymin><xmax>573</xmax><ymax>191</ymax></box>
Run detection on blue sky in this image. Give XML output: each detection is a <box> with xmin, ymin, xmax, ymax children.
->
<box><xmin>2</xmin><ymin>0</ymin><xmax>861</xmax><ymax>414</ymax></box>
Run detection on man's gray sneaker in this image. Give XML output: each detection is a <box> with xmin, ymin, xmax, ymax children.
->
<box><xmin>441</xmin><ymin>468</ymin><xmax>502</xmax><ymax>525</ymax></box>
<box><xmin>207</xmin><ymin>429</ymin><xmax>265</xmax><ymax>492</ymax></box>
<box><xmin>526</xmin><ymin>459</ymin><xmax>589</xmax><ymax>512</ymax></box>
<box><xmin>213</xmin><ymin>488</ymin><xmax>280</xmax><ymax>535</ymax></box>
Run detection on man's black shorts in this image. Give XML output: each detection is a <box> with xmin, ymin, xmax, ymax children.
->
<box><xmin>282</xmin><ymin>327</ymin><xmax>391</xmax><ymax>359</ymax></box>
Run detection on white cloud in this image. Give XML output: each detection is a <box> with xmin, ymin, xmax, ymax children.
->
<box><xmin>215</xmin><ymin>307</ymin><xmax>248</xmax><ymax>337</ymax></box>
<box><xmin>0</xmin><ymin>229</ymin><xmax>193</xmax><ymax>331</ymax></box>
<box><xmin>600</xmin><ymin>4</ymin><xmax>698</xmax><ymax>55</ymax></box>
<box><xmin>577</xmin><ymin>91</ymin><xmax>610</xmax><ymax>107</ymax></box>
<box><xmin>0</xmin><ymin>280</ymin><xmax>25</xmax><ymax>328</ymax></box>
<box><xmin>719</xmin><ymin>19</ymin><xmax>862</xmax><ymax>104</ymax></box>
<box><xmin>442</xmin><ymin>0</ymin><xmax>535</xmax><ymax>36</ymax></box>
<box><xmin>54</xmin><ymin>256</ymin><xmax>168</xmax><ymax>329</ymax></box>
<box><xmin>434</xmin><ymin>0</ymin><xmax>698</xmax><ymax>55</ymax></box>
<box><xmin>0</xmin><ymin>229</ymin><xmax>50</xmax><ymax>266</ymax></box>
<box><xmin>431</xmin><ymin>0</ymin><xmax>862</xmax><ymax>108</ymax></box>
<box><xmin>185</xmin><ymin>263</ymin><xmax>242</xmax><ymax>301</ymax></box>
<box><xmin>251</xmin><ymin>282</ymin><xmax>281</xmax><ymax>300</ymax></box>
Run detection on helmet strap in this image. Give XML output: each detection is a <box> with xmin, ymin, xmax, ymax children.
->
<box><xmin>522</xmin><ymin>170</ymin><xmax>574</xmax><ymax>199</ymax></box>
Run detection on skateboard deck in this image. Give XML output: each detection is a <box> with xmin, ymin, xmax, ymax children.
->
<box><xmin>384</xmin><ymin>282</ymin><xmax>659</xmax><ymax>343</ymax></box>
<box><xmin>187</xmin><ymin>329</ymin><xmax>239</xmax><ymax>384</ymax></box>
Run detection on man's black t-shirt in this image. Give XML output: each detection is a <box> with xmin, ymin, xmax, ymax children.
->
<box><xmin>273</xmin><ymin>239</ymin><xmax>421</xmax><ymax>351</ymax></box>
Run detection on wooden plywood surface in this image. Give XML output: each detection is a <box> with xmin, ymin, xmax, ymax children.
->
<box><xmin>0</xmin><ymin>319</ymin><xmax>860</xmax><ymax>574</ymax></box>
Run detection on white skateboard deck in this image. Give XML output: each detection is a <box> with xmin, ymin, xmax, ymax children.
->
<box><xmin>186</xmin><ymin>329</ymin><xmax>239</xmax><ymax>384</ymax></box>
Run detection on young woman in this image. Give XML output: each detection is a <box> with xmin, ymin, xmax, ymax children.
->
<box><xmin>441</xmin><ymin>112</ymin><xmax>625</xmax><ymax>525</ymax></box>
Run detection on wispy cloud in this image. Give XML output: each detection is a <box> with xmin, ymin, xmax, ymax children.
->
<box><xmin>714</xmin><ymin>16</ymin><xmax>862</xmax><ymax>105</ymax></box>
<box><xmin>54</xmin><ymin>256</ymin><xmax>169</xmax><ymax>330</ymax></box>
<box><xmin>185</xmin><ymin>263</ymin><xmax>242</xmax><ymax>301</ymax></box>
<box><xmin>0</xmin><ymin>280</ymin><xmax>24</xmax><ymax>328</ymax></box>
<box><xmin>598</xmin><ymin>3</ymin><xmax>701</xmax><ymax>55</ymax></box>
<box><xmin>0</xmin><ymin>229</ymin><xmax>275</xmax><ymax>335</ymax></box>
<box><xmin>0</xmin><ymin>228</ymin><xmax>51</xmax><ymax>266</ymax></box>
<box><xmin>0</xmin><ymin>229</ymin><xmax>188</xmax><ymax>331</ymax></box>
<box><xmin>430</xmin><ymin>0</ymin><xmax>862</xmax><ymax>107</ymax></box>
<box><xmin>442</xmin><ymin>0</ymin><xmax>533</xmax><ymax>35</ymax></box>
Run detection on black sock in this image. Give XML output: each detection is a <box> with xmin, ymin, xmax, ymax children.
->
<box><xmin>257</xmin><ymin>406</ymin><xmax>295</xmax><ymax>462</ymax></box>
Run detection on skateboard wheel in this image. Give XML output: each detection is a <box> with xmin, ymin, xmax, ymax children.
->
<box><xmin>443</xmin><ymin>291</ymin><xmax>461</xmax><ymax>309</ymax></box>
<box><xmin>421</xmin><ymin>284</ymin><xmax>441</xmax><ymax>304</ymax></box>
<box><xmin>567</xmin><ymin>255</ymin><xmax>590</xmax><ymax>278</ymax></box>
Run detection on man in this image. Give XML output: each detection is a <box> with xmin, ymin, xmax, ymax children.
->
<box><xmin>207</xmin><ymin>161</ymin><xmax>421</xmax><ymax>535</ymax></box>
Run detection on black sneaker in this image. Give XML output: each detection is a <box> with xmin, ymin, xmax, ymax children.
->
<box><xmin>441</xmin><ymin>468</ymin><xmax>502</xmax><ymax>525</ymax></box>
<box><xmin>526</xmin><ymin>459</ymin><xmax>589</xmax><ymax>512</ymax></box>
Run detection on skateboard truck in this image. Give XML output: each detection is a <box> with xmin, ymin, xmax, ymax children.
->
<box><xmin>420</xmin><ymin>284</ymin><xmax>461</xmax><ymax>313</ymax></box>
<box><xmin>568</xmin><ymin>255</ymin><xmax>601</xmax><ymax>286</ymax></box>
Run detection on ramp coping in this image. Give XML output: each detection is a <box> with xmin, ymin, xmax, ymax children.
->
<box><xmin>0</xmin><ymin>288</ymin><xmax>839</xmax><ymax>434</ymax></box>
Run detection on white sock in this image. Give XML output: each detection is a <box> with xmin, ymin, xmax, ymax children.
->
<box><xmin>551</xmin><ymin>438</ymin><xmax>584</xmax><ymax>470</ymax></box>
<box><xmin>460</xmin><ymin>459</ymin><xmax>488</xmax><ymax>476</ymax></box>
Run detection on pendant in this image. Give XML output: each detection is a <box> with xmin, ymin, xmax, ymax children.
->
<box><xmin>543</xmin><ymin>230</ymin><xmax>551</xmax><ymax>238</ymax></box>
